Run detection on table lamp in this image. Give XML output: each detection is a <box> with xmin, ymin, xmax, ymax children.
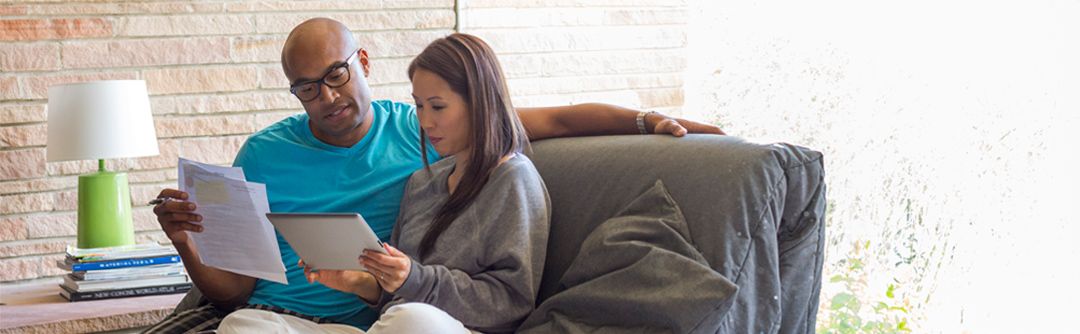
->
<box><xmin>47</xmin><ymin>80</ymin><xmax>160</xmax><ymax>249</ymax></box>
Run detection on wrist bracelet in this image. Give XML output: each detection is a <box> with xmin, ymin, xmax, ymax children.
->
<box><xmin>637</xmin><ymin>110</ymin><xmax>656</xmax><ymax>134</ymax></box>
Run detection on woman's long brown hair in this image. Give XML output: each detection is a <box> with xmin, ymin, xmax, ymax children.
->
<box><xmin>408</xmin><ymin>33</ymin><xmax>529</xmax><ymax>260</ymax></box>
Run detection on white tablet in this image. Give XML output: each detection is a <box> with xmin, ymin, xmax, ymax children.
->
<box><xmin>265</xmin><ymin>212</ymin><xmax>387</xmax><ymax>271</ymax></box>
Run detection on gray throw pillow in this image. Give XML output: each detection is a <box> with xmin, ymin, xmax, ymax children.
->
<box><xmin>518</xmin><ymin>180</ymin><xmax>738</xmax><ymax>334</ymax></box>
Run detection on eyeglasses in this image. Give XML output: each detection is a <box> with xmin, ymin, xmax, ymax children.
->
<box><xmin>289</xmin><ymin>49</ymin><xmax>360</xmax><ymax>102</ymax></box>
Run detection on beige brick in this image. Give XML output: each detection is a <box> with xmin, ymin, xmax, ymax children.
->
<box><xmin>144</xmin><ymin>66</ymin><xmax>260</xmax><ymax>95</ymax></box>
<box><xmin>466</xmin><ymin>0</ymin><xmax>686</xmax><ymax>7</ymax></box>
<box><xmin>0</xmin><ymin>104</ymin><xmax>47</xmax><ymax>124</ymax></box>
<box><xmin>226</xmin><ymin>1</ymin><xmax>381</xmax><ymax>12</ymax></box>
<box><xmin>208</xmin><ymin>92</ymin><xmax>298</xmax><ymax>112</ymax></box>
<box><xmin>129</xmin><ymin>184</ymin><xmax>170</xmax><ymax>209</ymax></box>
<box><xmin>255</xmin><ymin>10</ymin><xmax>455</xmax><ymax>34</ymax></box>
<box><xmin>0</xmin><ymin>4</ymin><xmax>27</xmax><ymax>15</ymax></box>
<box><xmin>232</xmin><ymin>35</ymin><xmax>286</xmax><ymax>63</ymax></box>
<box><xmin>0</xmin><ymin>123</ymin><xmax>47</xmax><ymax>148</ymax></box>
<box><xmin>0</xmin><ymin>176</ymin><xmax>77</xmax><ymax>195</ymax></box>
<box><xmin>154</xmin><ymin>114</ymin><xmax>256</xmax><ymax>138</ymax></box>
<box><xmin>258</xmin><ymin>64</ymin><xmax>289</xmax><ymax>89</ymax></box>
<box><xmin>0</xmin><ymin>18</ymin><xmax>112</xmax><ymax>41</ymax></box>
<box><xmin>53</xmin><ymin>189</ymin><xmax>77</xmax><ymax>211</ymax></box>
<box><xmin>371</xmin><ymin>83</ymin><xmax>412</xmax><ymax>102</ymax></box>
<box><xmin>0</xmin><ymin>216</ymin><xmax>28</xmax><ymax>241</ymax></box>
<box><xmin>133</xmin><ymin>208</ymin><xmax>162</xmax><ymax>233</ymax></box>
<box><xmin>226</xmin><ymin>0</ymin><xmax>452</xmax><ymax>12</ymax></box>
<box><xmin>45</xmin><ymin>160</ymin><xmax>96</xmax><ymax>177</ymax></box>
<box><xmin>358</xmin><ymin>30</ymin><xmax>454</xmax><ymax>58</ymax></box>
<box><xmin>369</xmin><ymin>57</ymin><xmax>413</xmax><ymax>86</ymax></box>
<box><xmin>473</xmin><ymin>26</ymin><xmax>685</xmax><ymax>54</ymax></box>
<box><xmin>28</xmin><ymin>2</ymin><xmax>224</xmax><ymax>15</ymax></box>
<box><xmin>126</xmin><ymin>169</ymin><xmax>177</xmax><ymax>184</ymax></box>
<box><xmin>464</xmin><ymin>8</ymin><xmax>687</xmax><ymax>28</ymax></box>
<box><xmin>0</xmin><ymin>148</ymin><xmax>46</xmax><ymax>181</ymax></box>
<box><xmin>488</xmin><ymin>54</ymin><xmax>542</xmax><ymax>78</ymax></box>
<box><xmin>62</xmin><ymin>37</ymin><xmax>231</xmax><ymax>69</ymax></box>
<box><xmin>0</xmin><ymin>254</ymin><xmax>66</xmax><ymax>281</ymax></box>
<box><xmin>44</xmin><ymin>140</ymin><xmax>178</xmax><ymax>176</ymax></box>
<box><xmin>22</xmin><ymin>71</ymin><xmax>139</xmax><ymax>100</ymax></box>
<box><xmin>109</xmin><ymin>139</ymin><xmax>181</xmax><ymax>172</ymax></box>
<box><xmin>114</xmin><ymin>15</ymin><xmax>255</xmax><ymax>37</ymax></box>
<box><xmin>637</xmin><ymin>87</ymin><xmax>684</xmax><ymax>108</ymax></box>
<box><xmin>507</xmin><ymin>73</ymin><xmax>683</xmax><ymax>96</ymax></box>
<box><xmin>26</xmin><ymin>210</ymin><xmax>157</xmax><ymax>238</ymax></box>
<box><xmin>604</xmin><ymin>8</ymin><xmax>689</xmax><ymax>25</ymax></box>
<box><xmin>151</xmin><ymin>92</ymin><xmax>298</xmax><ymax>115</ymax></box>
<box><xmin>0</xmin><ymin>192</ymin><xmax>52</xmax><ymax>215</ymax></box>
<box><xmin>385</xmin><ymin>0</ymin><xmax>455</xmax><ymax>9</ymax></box>
<box><xmin>0</xmin><ymin>43</ymin><xmax>61</xmax><ymax>72</ymax></box>
<box><xmin>500</xmin><ymin>49</ymin><xmax>686</xmax><ymax>79</ymax></box>
<box><xmin>179</xmin><ymin>136</ymin><xmax>247</xmax><ymax>166</ymax></box>
<box><xmin>135</xmin><ymin>230</ymin><xmax>169</xmax><ymax>245</ymax></box>
<box><xmin>150</xmin><ymin>96</ymin><xmax>197</xmax><ymax>115</ymax></box>
<box><xmin>0</xmin><ymin>76</ymin><xmax>20</xmax><ymax>101</ymax></box>
<box><xmin>0</xmin><ymin>239</ymin><xmax>70</xmax><ymax>258</ymax></box>
<box><xmin>513</xmin><ymin>90</ymin><xmax>642</xmax><ymax>108</ymax></box>
<box><xmin>463</xmin><ymin>8</ymin><xmax>605</xmax><ymax>28</ymax></box>
<box><xmin>255</xmin><ymin>111</ymin><xmax>302</xmax><ymax>130</ymax></box>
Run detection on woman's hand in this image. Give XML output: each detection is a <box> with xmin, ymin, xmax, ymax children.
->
<box><xmin>361</xmin><ymin>245</ymin><xmax>412</xmax><ymax>293</ymax></box>
<box><xmin>299</xmin><ymin>259</ymin><xmax>376</xmax><ymax>297</ymax></box>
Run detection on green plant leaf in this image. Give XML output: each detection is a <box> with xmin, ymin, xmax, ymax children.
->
<box><xmin>874</xmin><ymin>301</ymin><xmax>889</xmax><ymax>311</ymax></box>
<box><xmin>886</xmin><ymin>283</ymin><xmax>896</xmax><ymax>299</ymax></box>
<box><xmin>898</xmin><ymin>319</ymin><xmax>911</xmax><ymax>332</ymax></box>
<box><xmin>849</xmin><ymin>258</ymin><xmax>864</xmax><ymax>271</ymax></box>
<box><xmin>831</xmin><ymin>293</ymin><xmax>857</xmax><ymax>311</ymax></box>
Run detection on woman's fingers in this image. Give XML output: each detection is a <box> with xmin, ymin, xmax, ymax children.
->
<box><xmin>385</xmin><ymin>245</ymin><xmax>405</xmax><ymax>256</ymax></box>
<box><xmin>363</xmin><ymin>252</ymin><xmax>407</xmax><ymax>271</ymax></box>
<box><xmin>362</xmin><ymin>258</ymin><xmax>394</xmax><ymax>274</ymax></box>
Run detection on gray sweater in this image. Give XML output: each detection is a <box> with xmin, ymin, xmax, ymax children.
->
<box><xmin>371</xmin><ymin>154</ymin><xmax>550</xmax><ymax>333</ymax></box>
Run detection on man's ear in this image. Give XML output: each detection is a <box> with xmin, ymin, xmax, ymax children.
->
<box><xmin>359</xmin><ymin>48</ymin><xmax>371</xmax><ymax>77</ymax></box>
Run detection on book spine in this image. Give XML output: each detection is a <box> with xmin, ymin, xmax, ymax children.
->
<box><xmin>64</xmin><ymin>283</ymin><xmax>192</xmax><ymax>302</ymax></box>
<box><xmin>71</xmin><ymin>256</ymin><xmax>181</xmax><ymax>271</ymax></box>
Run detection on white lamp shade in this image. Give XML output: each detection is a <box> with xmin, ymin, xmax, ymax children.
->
<box><xmin>47</xmin><ymin>80</ymin><xmax>160</xmax><ymax>162</ymax></box>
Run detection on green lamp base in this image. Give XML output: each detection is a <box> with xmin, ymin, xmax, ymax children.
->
<box><xmin>77</xmin><ymin>170</ymin><xmax>135</xmax><ymax>249</ymax></box>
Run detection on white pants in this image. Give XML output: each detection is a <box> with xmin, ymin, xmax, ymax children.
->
<box><xmin>217</xmin><ymin>303</ymin><xmax>478</xmax><ymax>334</ymax></box>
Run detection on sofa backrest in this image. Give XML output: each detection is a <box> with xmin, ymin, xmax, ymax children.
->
<box><xmin>527</xmin><ymin>134</ymin><xmax>822</xmax><ymax>303</ymax></box>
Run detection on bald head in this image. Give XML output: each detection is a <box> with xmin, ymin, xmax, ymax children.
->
<box><xmin>281</xmin><ymin>18</ymin><xmax>359</xmax><ymax>81</ymax></box>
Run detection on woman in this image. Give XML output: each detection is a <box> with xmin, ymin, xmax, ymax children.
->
<box><xmin>305</xmin><ymin>33</ymin><xmax>548</xmax><ymax>333</ymax></box>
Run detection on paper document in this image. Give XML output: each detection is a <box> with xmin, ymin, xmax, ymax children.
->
<box><xmin>178</xmin><ymin>158</ymin><xmax>287</xmax><ymax>284</ymax></box>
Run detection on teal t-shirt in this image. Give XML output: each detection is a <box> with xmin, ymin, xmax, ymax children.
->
<box><xmin>232</xmin><ymin>100</ymin><xmax>438</xmax><ymax>328</ymax></box>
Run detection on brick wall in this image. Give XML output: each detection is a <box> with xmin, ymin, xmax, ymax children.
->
<box><xmin>0</xmin><ymin>1</ymin><xmax>688</xmax><ymax>284</ymax></box>
<box><xmin>463</xmin><ymin>0</ymin><xmax>687</xmax><ymax>114</ymax></box>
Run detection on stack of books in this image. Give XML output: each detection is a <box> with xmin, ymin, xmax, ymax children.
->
<box><xmin>57</xmin><ymin>243</ymin><xmax>192</xmax><ymax>302</ymax></box>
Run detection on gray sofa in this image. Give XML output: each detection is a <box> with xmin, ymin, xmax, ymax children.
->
<box><xmin>168</xmin><ymin>134</ymin><xmax>826</xmax><ymax>333</ymax></box>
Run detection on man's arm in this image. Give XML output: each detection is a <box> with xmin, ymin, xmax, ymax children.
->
<box><xmin>153</xmin><ymin>189</ymin><xmax>258</xmax><ymax>310</ymax></box>
<box><xmin>516</xmin><ymin>103</ymin><xmax>725</xmax><ymax>141</ymax></box>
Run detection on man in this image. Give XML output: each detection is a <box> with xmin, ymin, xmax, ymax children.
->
<box><xmin>145</xmin><ymin>18</ymin><xmax>724</xmax><ymax>333</ymax></box>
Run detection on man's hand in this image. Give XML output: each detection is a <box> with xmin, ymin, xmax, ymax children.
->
<box><xmin>151</xmin><ymin>188</ymin><xmax>204</xmax><ymax>245</ymax></box>
<box><xmin>647</xmin><ymin>113</ymin><xmax>727</xmax><ymax>137</ymax></box>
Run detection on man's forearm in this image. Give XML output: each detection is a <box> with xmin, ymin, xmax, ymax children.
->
<box><xmin>174</xmin><ymin>240</ymin><xmax>257</xmax><ymax>309</ymax></box>
<box><xmin>518</xmin><ymin>103</ymin><xmax>667</xmax><ymax>140</ymax></box>
<box><xmin>552</xmin><ymin>103</ymin><xmax>640</xmax><ymax>137</ymax></box>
